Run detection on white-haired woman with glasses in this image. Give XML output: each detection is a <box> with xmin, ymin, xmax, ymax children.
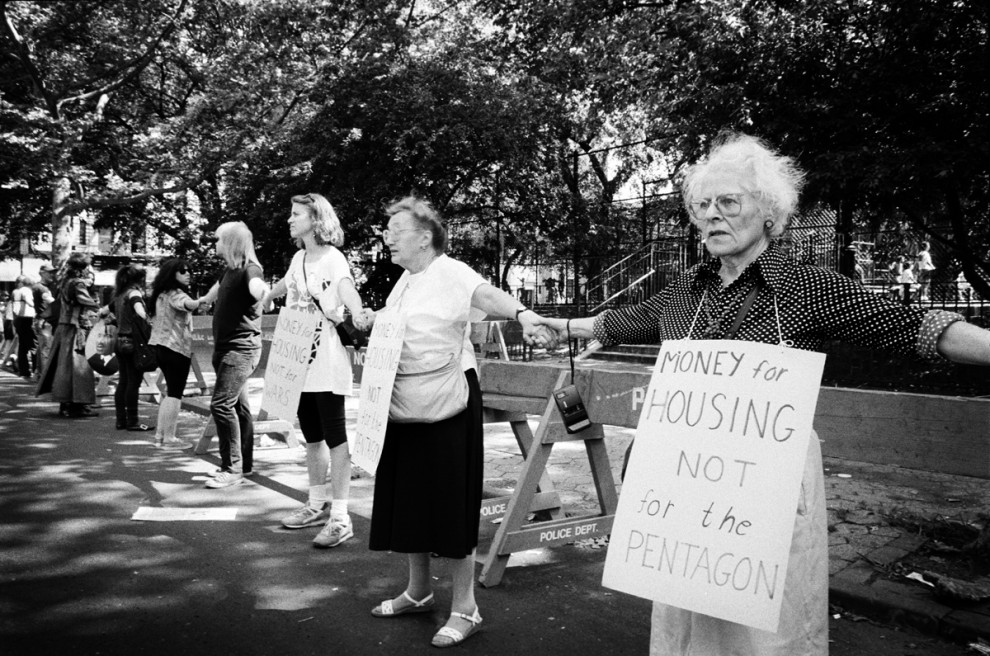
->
<box><xmin>530</xmin><ymin>133</ymin><xmax>990</xmax><ymax>656</ymax></box>
<box><xmin>262</xmin><ymin>193</ymin><xmax>366</xmax><ymax>547</ymax></box>
<box><xmin>198</xmin><ymin>221</ymin><xmax>270</xmax><ymax>489</ymax></box>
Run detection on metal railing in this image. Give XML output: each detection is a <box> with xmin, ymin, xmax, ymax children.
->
<box><xmin>582</xmin><ymin>239</ymin><xmax>695</xmax><ymax>313</ymax></box>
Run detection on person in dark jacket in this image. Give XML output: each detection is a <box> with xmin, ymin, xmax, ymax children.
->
<box><xmin>35</xmin><ymin>253</ymin><xmax>100</xmax><ymax>418</ymax></box>
<box><xmin>32</xmin><ymin>262</ymin><xmax>57</xmax><ymax>380</ymax></box>
<box><xmin>104</xmin><ymin>264</ymin><xmax>155</xmax><ymax>432</ymax></box>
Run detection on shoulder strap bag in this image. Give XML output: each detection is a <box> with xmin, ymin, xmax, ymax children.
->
<box><xmin>301</xmin><ymin>253</ymin><xmax>368</xmax><ymax>349</ymax></box>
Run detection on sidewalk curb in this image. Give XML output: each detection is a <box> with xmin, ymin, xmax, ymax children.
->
<box><xmin>830</xmin><ymin>577</ymin><xmax>990</xmax><ymax>645</ymax></box>
<box><xmin>828</xmin><ymin>537</ymin><xmax>990</xmax><ymax>645</ymax></box>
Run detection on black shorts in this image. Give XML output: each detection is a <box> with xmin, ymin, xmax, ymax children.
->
<box><xmin>155</xmin><ymin>345</ymin><xmax>192</xmax><ymax>399</ymax></box>
<box><xmin>297</xmin><ymin>391</ymin><xmax>347</xmax><ymax>448</ymax></box>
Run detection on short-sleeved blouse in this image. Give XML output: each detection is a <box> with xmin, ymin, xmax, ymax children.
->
<box><xmin>284</xmin><ymin>247</ymin><xmax>354</xmax><ymax>394</ymax></box>
<box><xmin>594</xmin><ymin>242</ymin><xmax>961</xmax><ymax>359</ymax></box>
<box><xmin>149</xmin><ymin>289</ymin><xmax>194</xmax><ymax>357</ymax></box>
<box><xmin>384</xmin><ymin>254</ymin><xmax>487</xmax><ymax>374</ymax></box>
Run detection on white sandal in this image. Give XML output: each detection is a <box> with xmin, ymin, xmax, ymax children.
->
<box><xmin>431</xmin><ymin>608</ymin><xmax>483</xmax><ymax>648</ymax></box>
<box><xmin>371</xmin><ymin>591</ymin><xmax>435</xmax><ymax>617</ymax></box>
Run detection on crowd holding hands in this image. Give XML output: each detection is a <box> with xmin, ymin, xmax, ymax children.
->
<box><xmin>20</xmin><ymin>134</ymin><xmax>989</xmax><ymax>656</ymax></box>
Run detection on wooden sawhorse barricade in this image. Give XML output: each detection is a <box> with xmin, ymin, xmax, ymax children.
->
<box><xmin>182</xmin><ymin>315</ymin><xmax>296</xmax><ymax>453</ymax></box>
<box><xmin>477</xmin><ymin>361</ymin><xmax>619</xmax><ymax>587</ymax></box>
<box><xmin>95</xmin><ymin>357</ymin><xmax>209</xmax><ymax>406</ymax></box>
<box><xmin>476</xmin><ymin>358</ymin><xmax>990</xmax><ymax>588</ymax></box>
<box><xmin>186</xmin><ymin>355</ymin><xmax>297</xmax><ymax>454</ymax></box>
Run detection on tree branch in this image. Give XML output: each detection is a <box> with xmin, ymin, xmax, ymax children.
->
<box><xmin>1</xmin><ymin>0</ymin><xmax>59</xmax><ymax>117</ymax></box>
<box><xmin>56</xmin><ymin>0</ymin><xmax>189</xmax><ymax>112</ymax></box>
<box><xmin>56</xmin><ymin>167</ymin><xmax>213</xmax><ymax>219</ymax></box>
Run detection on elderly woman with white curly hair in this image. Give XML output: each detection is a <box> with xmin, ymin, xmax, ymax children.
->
<box><xmin>531</xmin><ymin>132</ymin><xmax>990</xmax><ymax>655</ymax></box>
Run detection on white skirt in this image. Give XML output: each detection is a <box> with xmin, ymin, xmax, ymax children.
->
<box><xmin>649</xmin><ymin>433</ymin><xmax>829</xmax><ymax>656</ymax></box>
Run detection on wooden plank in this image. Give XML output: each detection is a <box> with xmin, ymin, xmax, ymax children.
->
<box><xmin>195</xmin><ymin>418</ymin><xmax>295</xmax><ymax>453</ymax></box>
<box><xmin>478</xmin><ymin>361</ymin><xmax>990</xmax><ymax>478</ymax></box>
<box><xmin>500</xmin><ymin>515</ymin><xmax>615</xmax><ymax>554</ymax></box>
<box><xmin>540</xmin><ymin>420</ymin><xmax>606</xmax><ymax>444</ymax></box>
<box><xmin>510</xmin><ymin>416</ymin><xmax>564</xmax><ymax>520</ymax></box>
<box><xmin>479</xmin><ymin>379</ymin><xmax>563</xmax><ymax>588</ymax></box>
<box><xmin>480</xmin><ymin>492</ymin><xmax>561</xmax><ymax>523</ymax></box>
<box><xmin>483</xmin><ymin>393</ymin><xmax>551</xmax><ymax>416</ymax></box>
<box><xmin>482</xmin><ymin>407</ymin><xmax>528</xmax><ymax>423</ymax></box>
<box><xmin>479</xmin><ymin>361</ymin><xmax>564</xmax><ymax>398</ymax></box>
<box><xmin>586</xmin><ymin>436</ymin><xmax>619</xmax><ymax>513</ymax></box>
<box><xmin>180</xmin><ymin>395</ymin><xmax>211</xmax><ymax>416</ymax></box>
<box><xmin>815</xmin><ymin>388</ymin><xmax>990</xmax><ymax>478</ymax></box>
<box><xmin>189</xmin><ymin>352</ymin><xmax>209</xmax><ymax>395</ymax></box>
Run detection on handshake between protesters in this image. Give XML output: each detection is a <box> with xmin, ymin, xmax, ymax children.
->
<box><xmin>345</xmin><ymin>307</ymin><xmax>567</xmax><ymax>351</ymax></box>
<box><xmin>519</xmin><ymin>313</ymin><xmax>598</xmax><ymax>350</ymax></box>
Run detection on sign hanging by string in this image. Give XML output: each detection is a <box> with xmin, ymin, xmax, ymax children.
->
<box><xmin>350</xmin><ymin>311</ymin><xmax>405</xmax><ymax>474</ymax></box>
<box><xmin>261</xmin><ymin>307</ymin><xmax>321</xmax><ymax>421</ymax></box>
<box><xmin>603</xmin><ymin>339</ymin><xmax>825</xmax><ymax>632</ymax></box>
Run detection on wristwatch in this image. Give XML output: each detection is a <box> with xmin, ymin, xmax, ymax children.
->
<box><xmin>515</xmin><ymin>307</ymin><xmax>530</xmax><ymax>319</ymax></box>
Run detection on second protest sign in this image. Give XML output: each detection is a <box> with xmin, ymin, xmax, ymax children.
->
<box><xmin>261</xmin><ymin>307</ymin><xmax>321</xmax><ymax>421</ymax></box>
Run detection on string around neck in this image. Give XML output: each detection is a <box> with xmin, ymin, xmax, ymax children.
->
<box><xmin>566</xmin><ymin>319</ymin><xmax>575</xmax><ymax>385</ymax></box>
<box><xmin>684</xmin><ymin>283</ymin><xmax>791</xmax><ymax>347</ymax></box>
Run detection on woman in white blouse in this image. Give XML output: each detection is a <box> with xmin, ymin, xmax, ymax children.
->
<box><xmin>361</xmin><ymin>196</ymin><xmax>547</xmax><ymax>649</ymax></box>
<box><xmin>263</xmin><ymin>193</ymin><xmax>366</xmax><ymax>548</ymax></box>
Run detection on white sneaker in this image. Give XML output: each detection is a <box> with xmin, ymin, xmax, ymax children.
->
<box><xmin>161</xmin><ymin>437</ymin><xmax>191</xmax><ymax>450</ymax></box>
<box><xmin>313</xmin><ymin>515</ymin><xmax>353</xmax><ymax>548</ymax></box>
<box><xmin>282</xmin><ymin>504</ymin><xmax>330</xmax><ymax>529</ymax></box>
<box><xmin>205</xmin><ymin>471</ymin><xmax>243</xmax><ymax>489</ymax></box>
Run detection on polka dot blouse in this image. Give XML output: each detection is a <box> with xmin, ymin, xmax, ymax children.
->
<box><xmin>593</xmin><ymin>242</ymin><xmax>962</xmax><ymax>360</ymax></box>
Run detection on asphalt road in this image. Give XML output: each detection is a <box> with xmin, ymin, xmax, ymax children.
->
<box><xmin>0</xmin><ymin>373</ymin><xmax>973</xmax><ymax>655</ymax></box>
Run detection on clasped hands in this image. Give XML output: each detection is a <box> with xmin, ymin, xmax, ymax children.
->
<box><xmin>517</xmin><ymin>312</ymin><xmax>564</xmax><ymax>350</ymax></box>
<box><xmin>352</xmin><ymin>308</ymin><xmax>375</xmax><ymax>332</ymax></box>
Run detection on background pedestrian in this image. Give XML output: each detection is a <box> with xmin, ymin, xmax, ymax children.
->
<box><xmin>148</xmin><ymin>258</ymin><xmax>205</xmax><ymax>448</ymax></box>
<box><xmin>107</xmin><ymin>264</ymin><xmax>154</xmax><ymax>432</ymax></box>
<box><xmin>36</xmin><ymin>253</ymin><xmax>100</xmax><ymax>418</ymax></box>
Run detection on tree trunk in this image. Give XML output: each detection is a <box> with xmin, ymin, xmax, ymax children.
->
<box><xmin>51</xmin><ymin>176</ymin><xmax>75</xmax><ymax>270</ymax></box>
<box><xmin>943</xmin><ymin>184</ymin><xmax>990</xmax><ymax>301</ymax></box>
<box><xmin>836</xmin><ymin>198</ymin><xmax>856</xmax><ymax>278</ymax></box>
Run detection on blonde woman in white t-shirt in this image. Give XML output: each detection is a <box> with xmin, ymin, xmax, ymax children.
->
<box><xmin>263</xmin><ymin>193</ymin><xmax>366</xmax><ymax>547</ymax></box>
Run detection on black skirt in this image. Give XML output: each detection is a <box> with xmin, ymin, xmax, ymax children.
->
<box><xmin>369</xmin><ymin>368</ymin><xmax>483</xmax><ymax>559</ymax></box>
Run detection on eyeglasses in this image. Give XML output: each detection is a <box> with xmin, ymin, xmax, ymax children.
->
<box><xmin>688</xmin><ymin>193</ymin><xmax>747</xmax><ymax>219</ymax></box>
<box><xmin>177</xmin><ymin>268</ymin><xmax>189</xmax><ymax>274</ymax></box>
<box><xmin>382</xmin><ymin>228</ymin><xmax>422</xmax><ymax>240</ymax></box>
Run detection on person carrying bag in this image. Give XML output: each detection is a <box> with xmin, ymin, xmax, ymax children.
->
<box><xmin>106</xmin><ymin>264</ymin><xmax>155</xmax><ymax>432</ymax></box>
<box><xmin>361</xmin><ymin>196</ymin><xmax>550</xmax><ymax>649</ymax></box>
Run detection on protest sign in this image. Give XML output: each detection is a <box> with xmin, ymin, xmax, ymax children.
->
<box><xmin>349</xmin><ymin>312</ymin><xmax>405</xmax><ymax>474</ymax></box>
<box><xmin>260</xmin><ymin>307</ymin><xmax>320</xmax><ymax>421</ymax></box>
<box><xmin>602</xmin><ymin>340</ymin><xmax>825</xmax><ymax>632</ymax></box>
